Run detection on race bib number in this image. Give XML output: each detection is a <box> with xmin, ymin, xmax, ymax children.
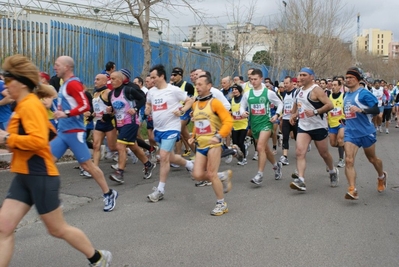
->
<box><xmin>153</xmin><ymin>102</ymin><xmax>167</xmax><ymax>111</ymax></box>
<box><xmin>284</xmin><ymin>101</ymin><xmax>292</xmax><ymax>115</ymax></box>
<box><xmin>232</xmin><ymin>111</ymin><xmax>242</xmax><ymax>120</ymax></box>
<box><xmin>330</xmin><ymin>107</ymin><xmax>343</xmax><ymax>117</ymax></box>
<box><xmin>344</xmin><ymin>103</ymin><xmax>356</xmax><ymax>119</ymax></box>
<box><xmin>298</xmin><ymin>103</ymin><xmax>305</xmax><ymax>119</ymax></box>
<box><xmin>195</xmin><ymin>120</ymin><xmax>212</xmax><ymax>134</ymax></box>
<box><xmin>251</xmin><ymin>103</ymin><xmax>266</xmax><ymax>115</ymax></box>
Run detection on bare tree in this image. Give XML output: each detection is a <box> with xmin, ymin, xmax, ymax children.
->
<box><xmin>98</xmin><ymin>0</ymin><xmax>204</xmax><ymax>78</ymax></box>
<box><xmin>271</xmin><ymin>0</ymin><xmax>355</xmax><ymax>79</ymax></box>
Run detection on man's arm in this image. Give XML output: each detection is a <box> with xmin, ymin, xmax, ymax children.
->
<box><xmin>65</xmin><ymin>81</ymin><xmax>90</xmax><ymax>116</ymax></box>
<box><xmin>313</xmin><ymin>87</ymin><xmax>333</xmax><ymax>114</ymax></box>
<box><xmin>125</xmin><ymin>85</ymin><xmax>146</xmax><ymax>110</ymax></box>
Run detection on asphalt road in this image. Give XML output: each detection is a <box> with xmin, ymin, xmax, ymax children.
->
<box><xmin>1</xmin><ymin>126</ymin><xmax>399</xmax><ymax>267</ymax></box>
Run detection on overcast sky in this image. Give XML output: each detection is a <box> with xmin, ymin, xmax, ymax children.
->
<box><xmin>160</xmin><ymin>0</ymin><xmax>399</xmax><ymax>44</ymax></box>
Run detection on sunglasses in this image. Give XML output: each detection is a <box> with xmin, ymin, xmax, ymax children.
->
<box><xmin>3</xmin><ymin>77</ymin><xmax>14</xmax><ymax>85</ymax></box>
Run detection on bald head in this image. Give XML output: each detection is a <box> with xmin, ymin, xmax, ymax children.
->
<box><xmin>54</xmin><ymin>56</ymin><xmax>75</xmax><ymax>79</ymax></box>
<box><xmin>110</xmin><ymin>71</ymin><xmax>124</xmax><ymax>88</ymax></box>
<box><xmin>94</xmin><ymin>74</ymin><xmax>108</xmax><ymax>88</ymax></box>
<box><xmin>221</xmin><ymin>76</ymin><xmax>231</xmax><ymax>90</ymax></box>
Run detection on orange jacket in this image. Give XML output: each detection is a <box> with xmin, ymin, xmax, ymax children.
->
<box><xmin>6</xmin><ymin>93</ymin><xmax>59</xmax><ymax>176</ymax></box>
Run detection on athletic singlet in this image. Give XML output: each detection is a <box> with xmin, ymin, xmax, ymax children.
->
<box><xmin>296</xmin><ymin>84</ymin><xmax>327</xmax><ymax>130</ymax></box>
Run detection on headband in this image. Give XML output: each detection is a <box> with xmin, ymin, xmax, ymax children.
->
<box><xmin>3</xmin><ymin>71</ymin><xmax>37</xmax><ymax>89</ymax></box>
<box><xmin>346</xmin><ymin>70</ymin><xmax>362</xmax><ymax>81</ymax></box>
<box><xmin>299</xmin><ymin>67</ymin><xmax>315</xmax><ymax>76</ymax></box>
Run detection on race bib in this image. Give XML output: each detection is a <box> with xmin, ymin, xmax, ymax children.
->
<box><xmin>330</xmin><ymin>107</ymin><xmax>343</xmax><ymax>117</ymax></box>
<box><xmin>250</xmin><ymin>103</ymin><xmax>266</xmax><ymax>115</ymax></box>
<box><xmin>298</xmin><ymin>103</ymin><xmax>305</xmax><ymax>119</ymax></box>
<box><xmin>195</xmin><ymin>120</ymin><xmax>212</xmax><ymax>134</ymax></box>
<box><xmin>344</xmin><ymin>103</ymin><xmax>356</xmax><ymax>119</ymax></box>
<box><xmin>232</xmin><ymin>111</ymin><xmax>242</xmax><ymax>120</ymax></box>
<box><xmin>153</xmin><ymin>102</ymin><xmax>167</xmax><ymax>111</ymax></box>
<box><xmin>284</xmin><ymin>101</ymin><xmax>292</xmax><ymax>115</ymax></box>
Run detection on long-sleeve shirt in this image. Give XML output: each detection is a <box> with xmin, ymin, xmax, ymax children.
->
<box><xmin>6</xmin><ymin>93</ymin><xmax>59</xmax><ymax>176</ymax></box>
<box><xmin>239</xmin><ymin>87</ymin><xmax>283</xmax><ymax>115</ymax></box>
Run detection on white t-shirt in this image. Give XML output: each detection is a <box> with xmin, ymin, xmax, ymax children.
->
<box><xmin>371</xmin><ymin>87</ymin><xmax>384</xmax><ymax>107</ymax></box>
<box><xmin>141</xmin><ymin>86</ymin><xmax>149</xmax><ymax>95</ymax></box>
<box><xmin>146</xmin><ymin>84</ymin><xmax>187</xmax><ymax>131</ymax></box>
<box><xmin>211</xmin><ymin>87</ymin><xmax>231</xmax><ymax>110</ymax></box>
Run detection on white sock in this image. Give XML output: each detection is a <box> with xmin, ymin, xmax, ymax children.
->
<box><xmin>185</xmin><ymin>160</ymin><xmax>193</xmax><ymax>171</ymax></box>
<box><xmin>298</xmin><ymin>177</ymin><xmax>305</xmax><ymax>182</ymax></box>
<box><xmin>216</xmin><ymin>198</ymin><xmax>224</xmax><ymax>204</ymax></box>
<box><xmin>157</xmin><ymin>182</ymin><xmax>165</xmax><ymax>193</ymax></box>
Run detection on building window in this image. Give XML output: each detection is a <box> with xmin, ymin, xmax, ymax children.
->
<box><xmin>382</xmin><ymin>40</ymin><xmax>383</xmax><ymax>44</ymax></box>
<box><xmin>378</xmin><ymin>45</ymin><xmax>379</xmax><ymax>49</ymax></box>
<box><xmin>378</xmin><ymin>34</ymin><xmax>380</xmax><ymax>38</ymax></box>
<box><xmin>381</xmin><ymin>45</ymin><xmax>383</xmax><ymax>49</ymax></box>
<box><xmin>382</xmin><ymin>34</ymin><xmax>384</xmax><ymax>38</ymax></box>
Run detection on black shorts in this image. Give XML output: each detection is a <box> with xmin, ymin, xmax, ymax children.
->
<box><xmin>146</xmin><ymin>120</ymin><xmax>154</xmax><ymax>130</ymax></box>
<box><xmin>117</xmin><ymin>123</ymin><xmax>139</xmax><ymax>145</ymax></box>
<box><xmin>6</xmin><ymin>174</ymin><xmax>61</xmax><ymax>215</ymax></box>
<box><xmin>95</xmin><ymin>120</ymin><xmax>115</xmax><ymax>132</ymax></box>
<box><xmin>298</xmin><ymin>127</ymin><xmax>328</xmax><ymax>141</ymax></box>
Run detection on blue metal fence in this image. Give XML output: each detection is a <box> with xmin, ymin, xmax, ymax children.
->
<box><xmin>1</xmin><ymin>18</ymin><xmax>277</xmax><ymax>86</ymax></box>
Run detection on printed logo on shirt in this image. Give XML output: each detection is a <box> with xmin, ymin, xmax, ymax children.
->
<box><xmin>195</xmin><ymin>120</ymin><xmax>212</xmax><ymax>134</ymax></box>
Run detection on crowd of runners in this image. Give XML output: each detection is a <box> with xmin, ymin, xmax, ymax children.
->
<box><xmin>0</xmin><ymin>54</ymin><xmax>398</xmax><ymax>266</ymax></box>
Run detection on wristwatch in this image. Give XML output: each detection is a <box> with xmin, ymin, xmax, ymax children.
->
<box><xmin>214</xmin><ymin>133</ymin><xmax>223</xmax><ymax>142</ymax></box>
<box><xmin>65</xmin><ymin>110</ymin><xmax>71</xmax><ymax>117</ymax></box>
<box><xmin>4</xmin><ymin>134</ymin><xmax>10</xmax><ymax>143</ymax></box>
<box><xmin>313</xmin><ymin>109</ymin><xmax>319</xmax><ymax>115</ymax></box>
<box><xmin>180</xmin><ymin>109</ymin><xmax>185</xmax><ymax>116</ymax></box>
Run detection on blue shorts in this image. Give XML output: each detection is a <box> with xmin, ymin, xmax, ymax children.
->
<box><xmin>378</xmin><ymin>106</ymin><xmax>384</xmax><ymax>113</ymax></box>
<box><xmin>95</xmin><ymin>120</ymin><xmax>115</xmax><ymax>132</ymax></box>
<box><xmin>298</xmin><ymin>127</ymin><xmax>328</xmax><ymax>141</ymax></box>
<box><xmin>154</xmin><ymin>130</ymin><xmax>180</xmax><ymax>152</ymax></box>
<box><xmin>117</xmin><ymin>123</ymin><xmax>139</xmax><ymax>145</ymax></box>
<box><xmin>51</xmin><ymin>131</ymin><xmax>91</xmax><ymax>163</ymax></box>
<box><xmin>197</xmin><ymin>147</ymin><xmax>210</xmax><ymax>156</ymax></box>
<box><xmin>328</xmin><ymin>124</ymin><xmax>343</xmax><ymax>134</ymax></box>
<box><xmin>344</xmin><ymin>132</ymin><xmax>376</xmax><ymax>148</ymax></box>
<box><xmin>180</xmin><ymin>108</ymin><xmax>192</xmax><ymax>122</ymax></box>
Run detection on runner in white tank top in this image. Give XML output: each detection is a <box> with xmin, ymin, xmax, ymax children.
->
<box><xmin>288</xmin><ymin>67</ymin><xmax>338</xmax><ymax>192</ymax></box>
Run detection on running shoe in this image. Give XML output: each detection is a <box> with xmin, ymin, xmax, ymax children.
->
<box><xmin>111</xmin><ymin>163</ymin><xmax>119</xmax><ymax>171</ymax></box>
<box><xmin>379</xmin><ymin>126</ymin><xmax>383</xmax><ymax>133</ymax></box>
<box><xmin>377</xmin><ymin>171</ymin><xmax>387</xmax><ymax>193</ymax></box>
<box><xmin>147</xmin><ymin>187</ymin><xmax>164</xmax><ymax>202</ymax></box>
<box><xmin>149</xmin><ymin>146</ymin><xmax>159</xmax><ymax>161</ymax></box>
<box><xmin>103</xmin><ymin>189</ymin><xmax>118</xmax><ymax>212</ymax></box>
<box><xmin>251</xmin><ymin>173</ymin><xmax>263</xmax><ymax>185</ymax></box>
<box><xmin>337</xmin><ymin>158</ymin><xmax>345</xmax><ymax>168</ymax></box>
<box><xmin>182</xmin><ymin>149</ymin><xmax>191</xmax><ymax>157</ymax></box>
<box><xmin>237</xmin><ymin>158</ymin><xmax>247</xmax><ymax>165</ymax></box>
<box><xmin>105</xmin><ymin>151</ymin><xmax>117</xmax><ymax>160</ymax></box>
<box><xmin>80</xmin><ymin>169</ymin><xmax>92</xmax><ymax>178</ymax></box>
<box><xmin>291</xmin><ymin>169</ymin><xmax>299</xmax><ymax>179</ymax></box>
<box><xmin>220</xmin><ymin>169</ymin><xmax>233</xmax><ymax>193</ymax></box>
<box><xmin>89</xmin><ymin>250</ymin><xmax>112</xmax><ymax>267</ymax></box>
<box><xmin>210</xmin><ymin>202</ymin><xmax>228</xmax><ymax>216</ymax></box>
<box><xmin>225</xmin><ymin>155</ymin><xmax>233</xmax><ymax>164</ymax></box>
<box><xmin>195</xmin><ymin>180</ymin><xmax>212</xmax><ymax>187</ymax></box>
<box><xmin>273</xmin><ymin>162</ymin><xmax>283</xmax><ymax>180</ymax></box>
<box><xmin>232</xmin><ymin>144</ymin><xmax>244</xmax><ymax>162</ymax></box>
<box><xmin>244</xmin><ymin>143</ymin><xmax>249</xmax><ymax>158</ymax></box>
<box><xmin>345</xmin><ymin>187</ymin><xmax>358</xmax><ymax>200</ymax></box>
<box><xmin>128</xmin><ymin>152</ymin><xmax>138</xmax><ymax>164</ymax></box>
<box><xmin>252</xmin><ymin>151</ymin><xmax>258</xmax><ymax>161</ymax></box>
<box><xmin>279</xmin><ymin>155</ymin><xmax>289</xmax><ymax>165</ymax></box>
<box><xmin>109</xmin><ymin>171</ymin><xmax>124</xmax><ymax>184</ymax></box>
<box><xmin>329</xmin><ymin>167</ymin><xmax>339</xmax><ymax>187</ymax></box>
<box><xmin>386</xmin><ymin>129</ymin><xmax>389</xmax><ymax>134</ymax></box>
<box><xmin>143</xmin><ymin>162</ymin><xmax>156</xmax><ymax>179</ymax></box>
<box><xmin>307</xmin><ymin>144</ymin><xmax>311</xmax><ymax>152</ymax></box>
<box><xmin>290</xmin><ymin>179</ymin><xmax>306</xmax><ymax>191</ymax></box>
<box><xmin>170</xmin><ymin>163</ymin><xmax>180</xmax><ymax>168</ymax></box>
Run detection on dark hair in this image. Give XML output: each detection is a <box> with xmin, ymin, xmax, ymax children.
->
<box><xmin>251</xmin><ymin>69</ymin><xmax>263</xmax><ymax>77</ymax></box>
<box><xmin>190</xmin><ymin>69</ymin><xmax>197</xmax><ymax>73</ymax></box>
<box><xmin>134</xmin><ymin>76</ymin><xmax>144</xmax><ymax>86</ymax></box>
<box><xmin>274</xmin><ymin>81</ymin><xmax>279</xmax><ymax>88</ymax></box>
<box><xmin>315</xmin><ymin>78</ymin><xmax>320</xmax><ymax>82</ymax></box>
<box><xmin>231</xmin><ymin>83</ymin><xmax>243</xmax><ymax>94</ymax></box>
<box><xmin>150</xmin><ymin>64</ymin><xmax>167</xmax><ymax>81</ymax></box>
<box><xmin>333</xmin><ymin>79</ymin><xmax>342</xmax><ymax>86</ymax></box>
<box><xmin>320</xmin><ymin>78</ymin><xmax>327</xmax><ymax>84</ymax></box>
<box><xmin>239</xmin><ymin>76</ymin><xmax>244</xmax><ymax>81</ymax></box>
<box><xmin>284</xmin><ymin>76</ymin><xmax>292</xmax><ymax>82</ymax></box>
<box><xmin>198</xmin><ymin>74</ymin><xmax>212</xmax><ymax>85</ymax></box>
<box><xmin>265</xmin><ymin>77</ymin><xmax>272</xmax><ymax>83</ymax></box>
<box><xmin>105</xmin><ymin>61</ymin><xmax>115</xmax><ymax>71</ymax></box>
